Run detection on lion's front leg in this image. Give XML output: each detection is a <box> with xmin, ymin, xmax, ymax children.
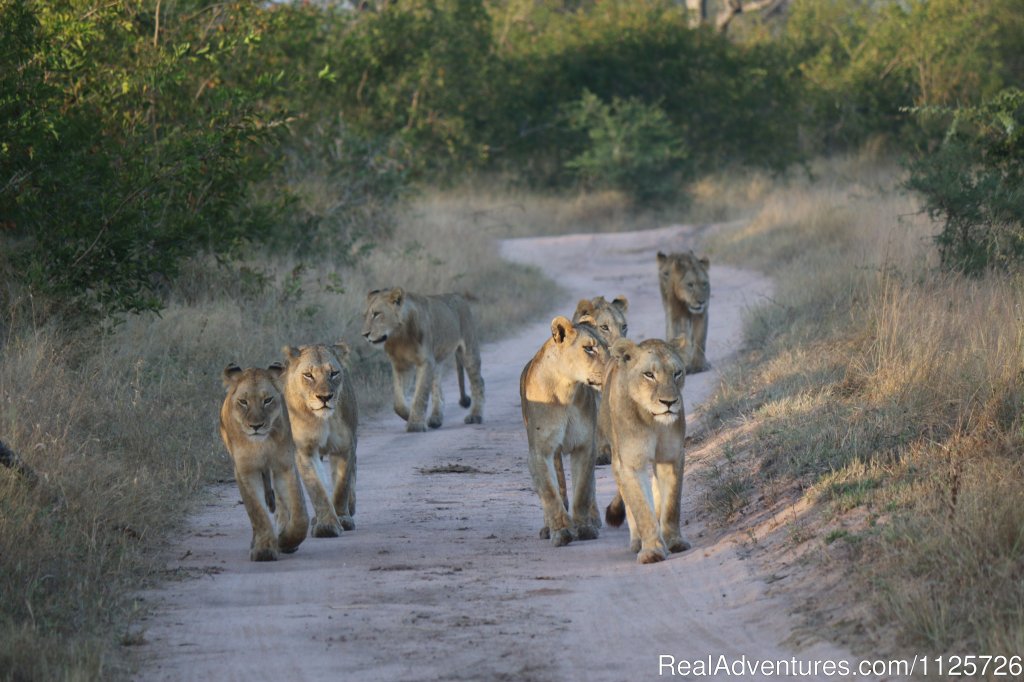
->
<box><xmin>655</xmin><ymin>457</ymin><xmax>690</xmax><ymax>553</ymax></box>
<box><xmin>427</xmin><ymin>374</ymin><xmax>444</xmax><ymax>429</ymax></box>
<box><xmin>294</xmin><ymin>444</ymin><xmax>343</xmax><ymax>537</ymax></box>
<box><xmin>615</xmin><ymin>460</ymin><xmax>666</xmax><ymax>564</ymax></box>
<box><xmin>235</xmin><ymin>467</ymin><xmax>279</xmax><ymax>561</ymax></box>
<box><xmin>391</xmin><ymin>362</ymin><xmax>411</xmax><ymax>421</ymax></box>
<box><xmin>407</xmin><ymin>360</ymin><xmax>434</xmax><ymax>432</ymax></box>
<box><xmin>273</xmin><ymin>462</ymin><xmax>309</xmax><ymax>554</ymax></box>
<box><xmin>528</xmin><ymin>446</ymin><xmax>573</xmax><ymax>547</ymax></box>
<box><xmin>688</xmin><ymin>314</ymin><xmax>710</xmax><ymax>373</ymax></box>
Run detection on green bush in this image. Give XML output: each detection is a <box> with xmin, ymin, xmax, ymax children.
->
<box><xmin>565</xmin><ymin>91</ymin><xmax>689</xmax><ymax>204</ymax></box>
<box><xmin>906</xmin><ymin>88</ymin><xmax>1024</xmax><ymax>274</ymax></box>
<box><xmin>0</xmin><ymin>0</ymin><xmax>289</xmax><ymax>318</ymax></box>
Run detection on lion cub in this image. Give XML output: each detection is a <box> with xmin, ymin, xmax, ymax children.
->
<box><xmin>282</xmin><ymin>343</ymin><xmax>358</xmax><ymax>538</ymax></box>
<box><xmin>520</xmin><ymin>316</ymin><xmax>610</xmax><ymax>546</ymax></box>
<box><xmin>657</xmin><ymin>251</ymin><xmax>710</xmax><ymax>373</ymax></box>
<box><xmin>601</xmin><ymin>338</ymin><xmax>691</xmax><ymax>564</ymax></box>
<box><xmin>219</xmin><ymin>363</ymin><xmax>309</xmax><ymax>561</ymax></box>
<box><xmin>362</xmin><ymin>288</ymin><xmax>484</xmax><ymax>432</ymax></box>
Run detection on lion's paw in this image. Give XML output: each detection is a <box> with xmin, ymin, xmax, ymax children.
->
<box><xmin>539</xmin><ymin>526</ymin><xmax>550</xmax><ymax>540</ymax></box>
<box><xmin>427</xmin><ymin>415</ymin><xmax>443</xmax><ymax>429</ymax></box>
<box><xmin>340</xmin><ymin>516</ymin><xmax>355</xmax><ymax>532</ymax></box>
<box><xmin>464</xmin><ymin>414</ymin><xmax>483</xmax><ymax>425</ymax></box>
<box><xmin>666</xmin><ymin>536</ymin><xmax>691</xmax><ymax>553</ymax></box>
<box><xmin>250</xmin><ymin>547</ymin><xmax>279</xmax><ymax>562</ymax></box>
<box><xmin>394</xmin><ymin>406</ymin><xmax>410</xmax><ymax>421</ymax></box>
<box><xmin>629</xmin><ymin>537</ymin><xmax>642</xmax><ymax>554</ymax></box>
<box><xmin>551</xmin><ymin>528</ymin><xmax>573</xmax><ymax>547</ymax></box>
<box><xmin>459</xmin><ymin>396</ymin><xmax>472</xmax><ymax>408</ymax></box>
<box><xmin>406</xmin><ymin>422</ymin><xmax>427</xmax><ymax>433</ymax></box>
<box><xmin>637</xmin><ymin>547</ymin><xmax>667</xmax><ymax>564</ymax></box>
<box><xmin>312</xmin><ymin>521</ymin><xmax>342</xmax><ymax>538</ymax></box>
<box><xmin>576</xmin><ymin>524</ymin><xmax>599</xmax><ymax>541</ymax></box>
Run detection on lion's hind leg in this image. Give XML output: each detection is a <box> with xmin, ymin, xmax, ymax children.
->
<box><xmin>330</xmin><ymin>446</ymin><xmax>357</xmax><ymax>531</ymax></box>
<box><xmin>461</xmin><ymin>343</ymin><xmax>484</xmax><ymax>424</ymax></box>
<box><xmin>528</xmin><ymin>447</ymin><xmax>573</xmax><ymax>547</ymax></box>
<box><xmin>569</xmin><ymin>444</ymin><xmax>599</xmax><ymax>541</ymax></box>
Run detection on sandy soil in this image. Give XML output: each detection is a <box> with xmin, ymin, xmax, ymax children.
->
<box><xmin>134</xmin><ymin>224</ymin><xmax>859</xmax><ymax>681</ymax></box>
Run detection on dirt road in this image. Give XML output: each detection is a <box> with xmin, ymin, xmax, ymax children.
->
<box><xmin>135</xmin><ymin>224</ymin><xmax>857</xmax><ymax>681</ymax></box>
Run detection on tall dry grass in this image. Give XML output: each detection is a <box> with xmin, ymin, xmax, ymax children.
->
<box><xmin>0</xmin><ymin>185</ymin><xmax>640</xmax><ymax>680</ymax></box>
<box><xmin>694</xmin><ymin>151</ymin><xmax>1024</xmax><ymax>655</ymax></box>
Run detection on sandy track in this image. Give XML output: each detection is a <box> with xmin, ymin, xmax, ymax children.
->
<box><xmin>135</xmin><ymin>224</ymin><xmax>856</xmax><ymax>681</ymax></box>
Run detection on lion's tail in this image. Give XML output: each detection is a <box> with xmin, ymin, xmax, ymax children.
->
<box><xmin>455</xmin><ymin>348</ymin><xmax>471</xmax><ymax>408</ymax></box>
<box><xmin>261</xmin><ymin>471</ymin><xmax>276</xmax><ymax>514</ymax></box>
<box><xmin>605</xmin><ymin>493</ymin><xmax>626</xmax><ymax>527</ymax></box>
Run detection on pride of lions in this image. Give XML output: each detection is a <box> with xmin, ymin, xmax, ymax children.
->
<box><xmin>219</xmin><ymin>250</ymin><xmax>710</xmax><ymax>565</ymax></box>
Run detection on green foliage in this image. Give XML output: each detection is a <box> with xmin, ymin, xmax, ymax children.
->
<box><xmin>0</xmin><ymin>0</ymin><xmax>289</xmax><ymax>317</ymax></box>
<box><xmin>565</xmin><ymin>91</ymin><xmax>689</xmax><ymax>204</ymax></box>
<box><xmin>786</xmin><ymin>0</ymin><xmax>1023</xmax><ymax>149</ymax></box>
<box><xmin>907</xmin><ymin>88</ymin><xmax>1024</xmax><ymax>274</ymax></box>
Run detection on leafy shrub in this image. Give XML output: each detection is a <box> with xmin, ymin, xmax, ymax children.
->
<box><xmin>565</xmin><ymin>91</ymin><xmax>689</xmax><ymax>204</ymax></box>
<box><xmin>906</xmin><ymin>88</ymin><xmax>1024</xmax><ymax>274</ymax></box>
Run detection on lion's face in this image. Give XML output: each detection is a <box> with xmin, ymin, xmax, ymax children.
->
<box><xmin>283</xmin><ymin>343</ymin><xmax>350</xmax><ymax>419</ymax></box>
<box><xmin>222</xmin><ymin>365</ymin><xmax>286</xmax><ymax>441</ymax></box>
<box><xmin>658</xmin><ymin>252</ymin><xmax>710</xmax><ymax>315</ymax></box>
<box><xmin>361</xmin><ymin>288</ymin><xmax>405</xmax><ymax>345</ymax></box>
<box><xmin>550</xmin><ymin>316</ymin><xmax>610</xmax><ymax>390</ymax></box>
<box><xmin>611</xmin><ymin>339</ymin><xmax>685</xmax><ymax>425</ymax></box>
<box><xmin>573</xmin><ymin>296</ymin><xmax>629</xmax><ymax>345</ymax></box>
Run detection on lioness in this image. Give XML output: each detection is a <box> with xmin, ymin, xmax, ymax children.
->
<box><xmin>219</xmin><ymin>363</ymin><xmax>309</xmax><ymax>561</ymax></box>
<box><xmin>573</xmin><ymin>295</ymin><xmax>629</xmax><ymax>468</ymax></box>
<box><xmin>362</xmin><ymin>287</ymin><xmax>484</xmax><ymax>432</ymax></box>
<box><xmin>601</xmin><ymin>338</ymin><xmax>691</xmax><ymax>564</ymax></box>
<box><xmin>657</xmin><ymin>250</ymin><xmax>710</xmax><ymax>373</ymax></box>
<box><xmin>282</xmin><ymin>343</ymin><xmax>358</xmax><ymax>538</ymax></box>
<box><xmin>520</xmin><ymin>316</ymin><xmax>609</xmax><ymax>546</ymax></box>
<box><xmin>572</xmin><ymin>295</ymin><xmax>629</xmax><ymax>343</ymax></box>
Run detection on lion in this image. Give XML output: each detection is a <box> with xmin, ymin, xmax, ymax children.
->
<box><xmin>572</xmin><ymin>295</ymin><xmax>629</xmax><ymax>468</ymax></box>
<box><xmin>657</xmin><ymin>250</ymin><xmax>710</xmax><ymax>374</ymax></box>
<box><xmin>282</xmin><ymin>343</ymin><xmax>358</xmax><ymax>538</ymax></box>
<box><xmin>520</xmin><ymin>316</ymin><xmax>610</xmax><ymax>547</ymax></box>
<box><xmin>601</xmin><ymin>338</ymin><xmax>691</xmax><ymax>564</ymax></box>
<box><xmin>361</xmin><ymin>287</ymin><xmax>484</xmax><ymax>432</ymax></box>
<box><xmin>219</xmin><ymin>363</ymin><xmax>309</xmax><ymax>561</ymax></box>
<box><xmin>572</xmin><ymin>295</ymin><xmax>629</xmax><ymax>344</ymax></box>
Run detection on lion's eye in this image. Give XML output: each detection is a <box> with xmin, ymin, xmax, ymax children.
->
<box><xmin>673</xmin><ymin>370</ymin><xmax>683</xmax><ymax>380</ymax></box>
<box><xmin>372</xmin><ymin>311</ymin><xmax>380</xmax><ymax>319</ymax></box>
<box><xmin>599</xmin><ymin>325</ymin><xmax>609</xmax><ymax>332</ymax></box>
<box><xmin>263</xmin><ymin>396</ymin><xmax>274</xmax><ymax>406</ymax></box>
<box><xmin>329</xmin><ymin>370</ymin><xmax>340</xmax><ymax>379</ymax></box>
<box><xmin>621</xmin><ymin>325</ymin><xmax>628</xmax><ymax>334</ymax></box>
<box><xmin>643</xmin><ymin>371</ymin><xmax>655</xmax><ymax>380</ymax></box>
<box><xmin>583</xmin><ymin>345</ymin><xmax>595</xmax><ymax>356</ymax></box>
<box><xmin>237</xmin><ymin>398</ymin><xmax>248</xmax><ymax>408</ymax></box>
<box><xmin>302</xmin><ymin>372</ymin><xmax>314</xmax><ymax>381</ymax></box>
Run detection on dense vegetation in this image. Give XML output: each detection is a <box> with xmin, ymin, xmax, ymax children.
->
<box><xmin>2</xmin><ymin>0</ymin><xmax>1024</xmax><ymax>678</ymax></box>
<box><xmin>4</xmin><ymin>0</ymin><xmax>1022</xmax><ymax>320</ymax></box>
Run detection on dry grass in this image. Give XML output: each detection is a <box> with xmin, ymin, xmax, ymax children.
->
<box><xmin>0</xmin><ymin>182</ymin><xmax>633</xmax><ymax>680</ymax></box>
<box><xmin>692</xmin><ymin>151</ymin><xmax>1024</xmax><ymax>657</ymax></box>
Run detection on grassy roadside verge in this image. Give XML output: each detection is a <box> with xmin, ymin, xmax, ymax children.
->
<box><xmin>0</xmin><ymin>187</ymin><xmax>642</xmax><ymax>680</ymax></box>
<box><xmin>690</xmin><ymin>152</ymin><xmax>1024</xmax><ymax>657</ymax></box>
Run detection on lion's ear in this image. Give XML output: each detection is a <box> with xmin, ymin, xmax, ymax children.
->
<box><xmin>222</xmin><ymin>363</ymin><xmax>243</xmax><ymax>387</ymax></box>
<box><xmin>656</xmin><ymin>251</ymin><xmax>668</xmax><ymax>265</ymax></box>
<box><xmin>612</xmin><ymin>295</ymin><xmax>628</xmax><ymax>313</ymax></box>
<box><xmin>282</xmin><ymin>346</ymin><xmax>301</xmax><ymax>365</ymax></box>
<box><xmin>389</xmin><ymin>287</ymin><xmax>404</xmax><ymax>306</ymax></box>
<box><xmin>550</xmin><ymin>316</ymin><xmax>576</xmax><ymax>345</ymax></box>
<box><xmin>266</xmin><ymin>362</ymin><xmax>285</xmax><ymax>379</ymax></box>
<box><xmin>333</xmin><ymin>341</ymin><xmax>351</xmax><ymax>365</ymax></box>
<box><xmin>367</xmin><ymin>288</ymin><xmax>381</xmax><ymax>301</ymax></box>
<box><xmin>699</xmin><ymin>255</ymin><xmax>710</xmax><ymax>268</ymax></box>
<box><xmin>573</xmin><ymin>298</ymin><xmax>595</xmax><ymax>321</ymax></box>
<box><xmin>610</xmin><ymin>339</ymin><xmax>636</xmax><ymax>364</ymax></box>
<box><xmin>670</xmin><ymin>335</ymin><xmax>694</xmax><ymax>366</ymax></box>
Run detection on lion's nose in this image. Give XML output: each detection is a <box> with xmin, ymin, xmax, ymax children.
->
<box><xmin>317</xmin><ymin>393</ymin><xmax>334</xmax><ymax>404</ymax></box>
<box><xmin>659</xmin><ymin>398</ymin><xmax>677</xmax><ymax>409</ymax></box>
<box><xmin>249</xmin><ymin>422</ymin><xmax>265</xmax><ymax>432</ymax></box>
<box><xmin>361</xmin><ymin>331</ymin><xmax>370</xmax><ymax>338</ymax></box>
